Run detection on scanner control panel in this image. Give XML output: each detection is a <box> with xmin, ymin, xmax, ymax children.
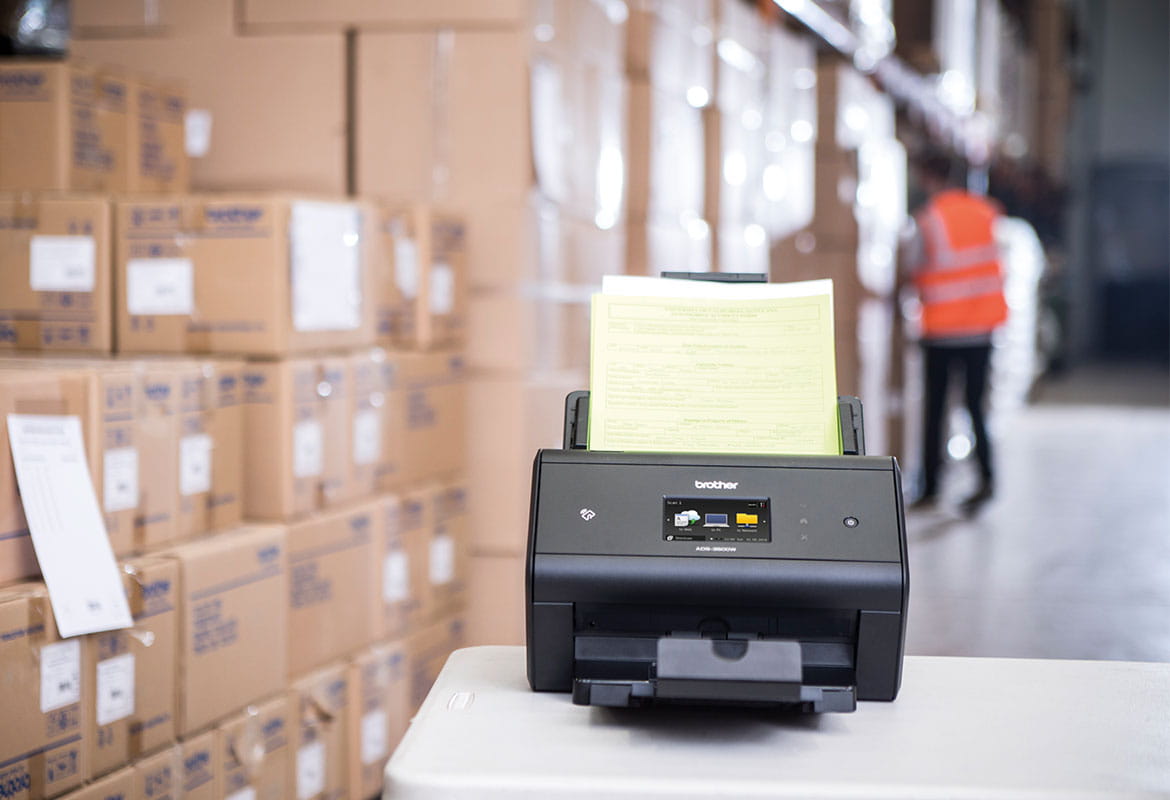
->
<box><xmin>663</xmin><ymin>496</ymin><xmax>771</xmax><ymax>543</ymax></box>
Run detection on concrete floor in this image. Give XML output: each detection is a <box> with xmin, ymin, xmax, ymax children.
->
<box><xmin>904</xmin><ymin>362</ymin><xmax>1170</xmax><ymax>662</ymax></box>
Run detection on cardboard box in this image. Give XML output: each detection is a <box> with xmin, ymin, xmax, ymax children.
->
<box><xmin>711</xmin><ymin>0</ymin><xmax>768</xmax><ymax>117</ymax></box>
<box><xmin>71</xmin><ymin>36</ymin><xmax>346</xmax><ymax>195</ymax></box>
<box><xmin>466</xmin><ymin>374</ymin><xmax>585</xmax><ymax>555</ymax></box>
<box><xmin>461</xmin><ymin>199</ymin><xmax>626</xmax><ymax>290</ymax></box>
<box><xmin>404</xmin><ymin>612</ymin><xmax>467</xmax><ymax>714</ymax></box>
<box><xmin>562</xmin><ymin>213</ymin><xmax>627</xmax><ymax>286</ymax></box>
<box><xmin>626</xmin><ymin>0</ymin><xmax>715</xmax><ymax>97</ymax></box>
<box><xmin>713</xmin><ymin>222</ymin><xmax>769</xmax><ymax>274</ymax></box>
<box><xmin>355</xmin><ymin>28</ymin><xmax>626</xmax><ymax>215</ymax></box>
<box><xmin>114</xmin><ymin>197</ymin><xmax>375</xmax><ymax>357</ymax></box>
<box><xmin>353</xmin><ymin>31</ymin><xmax>442</xmax><ymax>203</ymax></box>
<box><xmin>370</xmin><ymin>492</ymin><xmax>429</xmax><ymax>641</ymax></box>
<box><xmin>173</xmin><ymin>364</ymin><xmax>216</xmax><ymax>541</ymax></box>
<box><xmin>0</xmin><ymin>195</ymin><xmax>113</xmax><ymax>353</ymax></box>
<box><xmin>815</xmin><ymin>57</ymin><xmax>895</xmax><ymax>154</ymax></box>
<box><xmin>428</xmin><ymin>480</ymin><xmax>469</xmax><ymax>622</ymax></box>
<box><xmin>167</xmin><ymin>526</ymin><xmax>288</xmax><ymax>736</ymax></box>
<box><xmin>763</xmin><ymin>24</ymin><xmax>817</xmax><ymax>149</ymax></box>
<box><xmin>88</xmin><ymin>364</ymin><xmax>140</xmax><ymax>557</ymax></box>
<box><xmin>286</xmin><ymin>501</ymin><xmax>378</xmax><ymax>678</ymax></box>
<box><xmin>0</xmin><ymin>359</ymin><xmax>139</xmax><ymax>560</ymax></box>
<box><xmin>0</xmin><ymin>582</ymin><xmax>90</xmax><ymax>800</ymax></box>
<box><xmin>87</xmin><ymin>556</ymin><xmax>179</xmax><ymax>778</ymax></box>
<box><xmin>177</xmin><ymin>732</ymin><xmax>218</xmax><ymax>800</ymax></box>
<box><xmin>0</xmin><ymin>369</ymin><xmax>97</xmax><ymax>584</ymax></box>
<box><xmin>242</xmin><ymin>357</ymin><xmax>352</xmax><ymax>521</ymax></box>
<box><xmin>627</xmin><ymin>79</ymin><xmax>705</xmax><ymax>222</ymax></box>
<box><xmin>130</xmin><ymin>745</ymin><xmax>179</xmax><ymax>800</ymax></box>
<box><xmin>759</xmin><ymin>141</ymin><xmax>815</xmax><ymax>241</ymax></box>
<box><xmin>0</xmin><ymin>61</ymin><xmax>130</xmax><ymax>192</ymax></box>
<box><xmin>72</xmin><ymin>0</ymin><xmax>236</xmax><ymax>38</ymax></box>
<box><xmin>0</xmin><ymin>357</ymin><xmax>220</xmax><ymax>554</ymax></box>
<box><xmin>347</xmin><ymin>642</ymin><xmax>408</xmax><ymax>800</ymax></box>
<box><xmin>58</xmin><ymin>766</ymin><xmax>134</xmax><ymax>800</ymax></box>
<box><xmin>207</xmin><ymin>361</ymin><xmax>245</xmax><ymax>532</ymax></box>
<box><xmin>465</xmin><ymin>287</ymin><xmax>591</xmax><ymax>373</ymax></box>
<box><xmin>372</xmin><ymin>206</ymin><xmax>468</xmax><ymax>350</ymax></box>
<box><xmin>466</xmin><ymin>554</ymin><xmax>526</xmax><ymax>647</ymax></box>
<box><xmin>132</xmin><ymin>81</ymin><xmax>190</xmax><ymax>195</ymax></box>
<box><xmin>217</xmin><ymin>695</ymin><xmax>291</xmax><ymax>800</ymax></box>
<box><xmin>242</xmin><ymin>0</ymin><xmax>527</xmax><ymax>30</ymax></box>
<box><xmin>132</xmin><ymin>364</ymin><xmax>185</xmax><ymax>551</ymax></box>
<box><xmin>289</xmin><ymin>664</ymin><xmax>349</xmax><ymax>800</ymax></box>
<box><xmin>391</xmin><ymin>352</ymin><xmax>466</xmax><ymax>489</ymax></box>
<box><xmin>348</xmin><ymin>349</ymin><xmax>403</xmax><ymax>498</ymax></box>
<box><xmin>625</xmin><ymin>215</ymin><xmax>712</xmax><ymax>276</ymax></box>
<box><xmin>703</xmin><ymin>105</ymin><xmax>766</xmax><ymax>230</ymax></box>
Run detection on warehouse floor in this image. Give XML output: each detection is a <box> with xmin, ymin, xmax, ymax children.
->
<box><xmin>904</xmin><ymin>361</ymin><xmax>1170</xmax><ymax>663</ymax></box>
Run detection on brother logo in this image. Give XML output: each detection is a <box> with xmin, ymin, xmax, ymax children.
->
<box><xmin>694</xmin><ymin>480</ymin><xmax>739</xmax><ymax>490</ymax></box>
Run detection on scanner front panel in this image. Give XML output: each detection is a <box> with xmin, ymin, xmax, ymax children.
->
<box><xmin>533</xmin><ymin>454</ymin><xmax>902</xmax><ymax>563</ymax></box>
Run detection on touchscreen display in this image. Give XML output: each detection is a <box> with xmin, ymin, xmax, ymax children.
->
<box><xmin>662</xmin><ymin>496</ymin><xmax>771</xmax><ymax>542</ymax></box>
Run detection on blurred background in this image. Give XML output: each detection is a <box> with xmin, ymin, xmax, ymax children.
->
<box><xmin>0</xmin><ymin>1</ymin><xmax>1167</xmax><ymax>796</ymax></box>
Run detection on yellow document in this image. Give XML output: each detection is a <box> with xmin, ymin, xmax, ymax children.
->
<box><xmin>588</xmin><ymin>277</ymin><xmax>840</xmax><ymax>455</ymax></box>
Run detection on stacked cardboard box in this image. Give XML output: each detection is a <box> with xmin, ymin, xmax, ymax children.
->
<box><xmin>0</xmin><ymin>358</ymin><xmax>245</xmax><ymax>584</ymax></box>
<box><xmin>624</xmin><ymin>0</ymin><xmax>714</xmax><ymax>275</ymax></box>
<box><xmin>71</xmin><ymin>3</ymin><xmax>344</xmax><ymax>196</ymax></box>
<box><xmin>0</xmin><ymin>60</ymin><xmax>188</xmax><ymax>195</ymax></box>
<box><xmin>344</xmin><ymin>1</ymin><xmax>628</xmax><ymax>646</ymax></box>
<box><xmin>3</xmin><ymin>17</ymin><xmax>471</xmax><ymax>795</ymax></box>
<box><xmin>769</xmin><ymin>53</ymin><xmax>905</xmax><ymax>457</ymax></box>
<box><xmin>0</xmin><ymin>196</ymin><xmax>113</xmax><ymax>353</ymax></box>
<box><xmin>704</xmin><ymin>0</ymin><xmax>770</xmax><ymax>273</ymax></box>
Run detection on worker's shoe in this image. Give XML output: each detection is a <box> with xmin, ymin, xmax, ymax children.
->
<box><xmin>908</xmin><ymin>492</ymin><xmax>937</xmax><ymax>511</ymax></box>
<box><xmin>959</xmin><ymin>484</ymin><xmax>994</xmax><ymax>516</ymax></box>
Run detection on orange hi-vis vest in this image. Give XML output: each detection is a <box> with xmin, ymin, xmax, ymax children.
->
<box><xmin>914</xmin><ymin>189</ymin><xmax>1008</xmax><ymax>340</ymax></box>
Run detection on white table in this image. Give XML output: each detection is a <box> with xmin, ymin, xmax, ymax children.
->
<box><xmin>384</xmin><ymin>646</ymin><xmax>1170</xmax><ymax>799</ymax></box>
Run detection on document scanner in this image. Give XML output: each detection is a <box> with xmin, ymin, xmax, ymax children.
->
<box><xmin>526</xmin><ymin>393</ymin><xmax>908</xmax><ymax>712</ymax></box>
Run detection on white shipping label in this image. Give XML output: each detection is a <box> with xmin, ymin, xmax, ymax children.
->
<box><xmin>360</xmin><ymin>709</ymin><xmax>389</xmax><ymax>765</ymax></box>
<box><xmin>393</xmin><ymin>238</ymin><xmax>419</xmax><ymax>299</ymax></box>
<box><xmin>296</xmin><ymin>740</ymin><xmax>326</xmax><ymax>800</ymax></box>
<box><xmin>40</xmin><ymin>639</ymin><xmax>82</xmax><ymax>712</ymax></box>
<box><xmin>382</xmin><ymin>551</ymin><xmax>409</xmax><ymax>604</ymax></box>
<box><xmin>7</xmin><ymin>415</ymin><xmax>133</xmax><ymax>638</ymax></box>
<box><xmin>179</xmin><ymin>433</ymin><xmax>213</xmax><ymax>496</ymax></box>
<box><xmin>226</xmin><ymin>788</ymin><xmax>256</xmax><ymax>800</ymax></box>
<box><xmin>184</xmin><ymin>108</ymin><xmax>213</xmax><ymax>157</ymax></box>
<box><xmin>290</xmin><ymin>202</ymin><xmax>362</xmax><ymax>332</ymax></box>
<box><xmin>96</xmin><ymin>652</ymin><xmax>136</xmax><ymax>726</ymax></box>
<box><xmin>352</xmin><ymin>409</ymin><xmax>381</xmax><ymax>466</ymax></box>
<box><xmin>126</xmin><ymin>258</ymin><xmax>194</xmax><ymax>315</ymax></box>
<box><xmin>29</xmin><ymin>236</ymin><xmax>96</xmax><ymax>292</ymax></box>
<box><xmin>103</xmin><ymin>447</ymin><xmax>139</xmax><ymax>513</ymax></box>
<box><xmin>293</xmin><ymin>420</ymin><xmax>324</xmax><ymax>478</ymax></box>
<box><xmin>429</xmin><ymin>533</ymin><xmax>454</xmax><ymax>586</ymax></box>
<box><xmin>429</xmin><ymin>262</ymin><xmax>455</xmax><ymax>315</ymax></box>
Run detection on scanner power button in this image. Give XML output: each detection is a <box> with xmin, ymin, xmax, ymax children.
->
<box><xmin>843</xmin><ymin>516</ymin><xmax>859</xmax><ymax>528</ymax></box>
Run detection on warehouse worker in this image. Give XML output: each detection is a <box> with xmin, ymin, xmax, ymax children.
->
<box><xmin>905</xmin><ymin>150</ymin><xmax>1008</xmax><ymax>515</ymax></box>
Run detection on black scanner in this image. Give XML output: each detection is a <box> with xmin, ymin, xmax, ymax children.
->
<box><xmin>525</xmin><ymin>393</ymin><xmax>909</xmax><ymax>712</ymax></box>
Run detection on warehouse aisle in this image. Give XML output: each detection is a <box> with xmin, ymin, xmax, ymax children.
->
<box><xmin>904</xmin><ymin>364</ymin><xmax>1170</xmax><ymax>662</ymax></box>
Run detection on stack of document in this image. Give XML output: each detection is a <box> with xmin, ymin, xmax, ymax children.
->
<box><xmin>588</xmin><ymin>275</ymin><xmax>841</xmax><ymax>456</ymax></box>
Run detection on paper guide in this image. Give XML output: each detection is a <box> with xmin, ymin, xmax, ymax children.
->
<box><xmin>587</xmin><ymin>276</ymin><xmax>841</xmax><ymax>456</ymax></box>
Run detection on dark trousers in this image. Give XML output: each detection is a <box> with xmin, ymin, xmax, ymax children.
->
<box><xmin>920</xmin><ymin>342</ymin><xmax>994</xmax><ymax>497</ymax></box>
